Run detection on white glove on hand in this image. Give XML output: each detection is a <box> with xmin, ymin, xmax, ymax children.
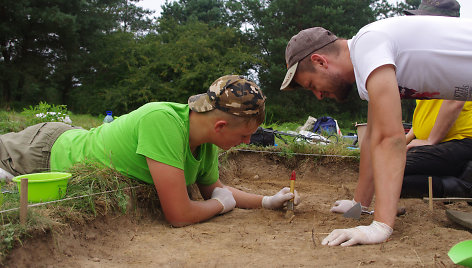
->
<box><xmin>321</xmin><ymin>221</ymin><xmax>393</xmax><ymax>247</ymax></box>
<box><xmin>211</xmin><ymin>187</ymin><xmax>236</xmax><ymax>214</ymax></box>
<box><xmin>330</xmin><ymin>199</ymin><xmax>368</xmax><ymax>214</ymax></box>
<box><xmin>262</xmin><ymin>187</ymin><xmax>300</xmax><ymax>209</ymax></box>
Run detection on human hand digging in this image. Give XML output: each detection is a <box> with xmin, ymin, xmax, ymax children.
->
<box><xmin>262</xmin><ymin>187</ymin><xmax>300</xmax><ymax>209</ymax></box>
<box><xmin>330</xmin><ymin>199</ymin><xmax>368</xmax><ymax>213</ymax></box>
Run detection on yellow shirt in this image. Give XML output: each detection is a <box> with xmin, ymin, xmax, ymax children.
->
<box><xmin>412</xmin><ymin>100</ymin><xmax>472</xmax><ymax>142</ymax></box>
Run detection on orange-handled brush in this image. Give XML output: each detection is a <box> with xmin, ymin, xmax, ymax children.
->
<box><xmin>287</xmin><ymin>170</ymin><xmax>296</xmax><ymax>211</ymax></box>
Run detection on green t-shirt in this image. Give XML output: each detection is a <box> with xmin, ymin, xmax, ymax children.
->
<box><xmin>50</xmin><ymin>102</ymin><xmax>219</xmax><ymax>186</ymax></box>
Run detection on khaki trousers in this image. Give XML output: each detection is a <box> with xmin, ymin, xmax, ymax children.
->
<box><xmin>0</xmin><ymin>122</ymin><xmax>79</xmax><ymax>176</ymax></box>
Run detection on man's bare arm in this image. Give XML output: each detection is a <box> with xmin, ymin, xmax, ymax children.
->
<box><xmin>147</xmin><ymin>158</ymin><xmax>223</xmax><ymax>227</ymax></box>
<box><xmin>365</xmin><ymin>64</ymin><xmax>406</xmax><ymax>228</ymax></box>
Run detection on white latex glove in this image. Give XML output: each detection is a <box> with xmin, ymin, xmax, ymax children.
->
<box><xmin>321</xmin><ymin>221</ymin><xmax>393</xmax><ymax>247</ymax></box>
<box><xmin>262</xmin><ymin>187</ymin><xmax>300</xmax><ymax>209</ymax></box>
<box><xmin>330</xmin><ymin>199</ymin><xmax>368</xmax><ymax>214</ymax></box>
<box><xmin>211</xmin><ymin>187</ymin><xmax>236</xmax><ymax>214</ymax></box>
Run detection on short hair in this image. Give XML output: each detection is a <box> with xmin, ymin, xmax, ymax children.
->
<box><xmin>209</xmin><ymin>109</ymin><xmax>265</xmax><ymax>128</ymax></box>
<box><xmin>297</xmin><ymin>40</ymin><xmax>342</xmax><ymax>73</ymax></box>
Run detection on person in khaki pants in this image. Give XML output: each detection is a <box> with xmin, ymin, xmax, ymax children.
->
<box><xmin>0</xmin><ymin>75</ymin><xmax>300</xmax><ymax>226</ymax></box>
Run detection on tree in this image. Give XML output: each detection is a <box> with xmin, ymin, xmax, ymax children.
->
<box><xmin>0</xmin><ymin>0</ymin><xmax>153</xmax><ymax>109</ymax></box>
<box><xmin>71</xmin><ymin>21</ymin><xmax>259</xmax><ymax>115</ymax></box>
<box><xmin>160</xmin><ymin>0</ymin><xmax>230</xmax><ymax>28</ymax></box>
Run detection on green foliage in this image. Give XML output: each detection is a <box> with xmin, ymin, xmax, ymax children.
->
<box><xmin>1</xmin><ymin>0</ymin><xmax>410</xmax><ymax>123</ymax></box>
<box><xmin>160</xmin><ymin>0</ymin><xmax>231</xmax><ymax>28</ymax></box>
<box><xmin>0</xmin><ymin>0</ymin><xmax>153</xmax><ymax>110</ymax></box>
<box><xmin>20</xmin><ymin>102</ymin><xmax>71</xmax><ymax>125</ymax></box>
<box><xmin>72</xmin><ymin>20</ymin><xmax>258</xmax><ymax>114</ymax></box>
<box><xmin>0</xmin><ymin>224</ymin><xmax>17</xmax><ymax>259</ymax></box>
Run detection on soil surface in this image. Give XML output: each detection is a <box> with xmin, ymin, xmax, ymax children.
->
<box><xmin>5</xmin><ymin>151</ymin><xmax>472</xmax><ymax>267</ymax></box>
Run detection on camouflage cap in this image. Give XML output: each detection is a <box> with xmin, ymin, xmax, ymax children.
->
<box><xmin>404</xmin><ymin>0</ymin><xmax>460</xmax><ymax>17</ymax></box>
<box><xmin>188</xmin><ymin>75</ymin><xmax>266</xmax><ymax>117</ymax></box>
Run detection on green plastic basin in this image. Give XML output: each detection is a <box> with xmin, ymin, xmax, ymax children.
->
<box><xmin>12</xmin><ymin>172</ymin><xmax>71</xmax><ymax>203</ymax></box>
<box><xmin>448</xmin><ymin>240</ymin><xmax>472</xmax><ymax>267</ymax></box>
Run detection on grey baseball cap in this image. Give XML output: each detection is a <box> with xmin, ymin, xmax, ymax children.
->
<box><xmin>188</xmin><ymin>75</ymin><xmax>266</xmax><ymax>117</ymax></box>
<box><xmin>280</xmin><ymin>27</ymin><xmax>338</xmax><ymax>91</ymax></box>
<box><xmin>404</xmin><ymin>0</ymin><xmax>460</xmax><ymax>17</ymax></box>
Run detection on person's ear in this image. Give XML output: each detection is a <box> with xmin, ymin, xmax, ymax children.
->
<box><xmin>310</xmin><ymin>54</ymin><xmax>328</xmax><ymax>69</ymax></box>
<box><xmin>214</xmin><ymin>120</ymin><xmax>227</xmax><ymax>133</ymax></box>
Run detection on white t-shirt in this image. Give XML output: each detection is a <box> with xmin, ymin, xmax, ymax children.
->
<box><xmin>347</xmin><ymin>16</ymin><xmax>472</xmax><ymax>101</ymax></box>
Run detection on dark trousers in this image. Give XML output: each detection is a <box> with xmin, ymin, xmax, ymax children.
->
<box><xmin>401</xmin><ymin>138</ymin><xmax>472</xmax><ymax>198</ymax></box>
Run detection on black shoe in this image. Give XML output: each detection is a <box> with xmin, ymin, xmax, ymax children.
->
<box><xmin>459</xmin><ymin>161</ymin><xmax>472</xmax><ymax>183</ymax></box>
<box><xmin>442</xmin><ymin>176</ymin><xmax>472</xmax><ymax>198</ymax></box>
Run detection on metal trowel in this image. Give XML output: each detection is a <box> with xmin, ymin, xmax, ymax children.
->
<box><xmin>343</xmin><ymin>202</ymin><xmax>362</xmax><ymax>219</ymax></box>
<box><xmin>343</xmin><ymin>204</ymin><xmax>406</xmax><ymax>219</ymax></box>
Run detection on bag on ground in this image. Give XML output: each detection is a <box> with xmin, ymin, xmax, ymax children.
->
<box><xmin>250</xmin><ymin>127</ymin><xmax>275</xmax><ymax>146</ymax></box>
<box><xmin>313</xmin><ymin>116</ymin><xmax>338</xmax><ymax>135</ymax></box>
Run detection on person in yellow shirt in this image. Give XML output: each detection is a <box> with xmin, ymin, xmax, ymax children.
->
<box><xmin>401</xmin><ymin>0</ymin><xmax>472</xmax><ymax>198</ymax></box>
<box><xmin>402</xmin><ymin>99</ymin><xmax>472</xmax><ymax>198</ymax></box>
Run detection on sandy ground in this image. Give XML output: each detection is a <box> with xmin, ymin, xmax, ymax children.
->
<box><xmin>4</xmin><ymin>151</ymin><xmax>472</xmax><ymax>267</ymax></box>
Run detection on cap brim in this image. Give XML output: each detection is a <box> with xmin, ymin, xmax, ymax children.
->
<box><xmin>280</xmin><ymin>62</ymin><xmax>299</xmax><ymax>91</ymax></box>
<box><xmin>403</xmin><ymin>9</ymin><xmax>440</xmax><ymax>16</ymax></box>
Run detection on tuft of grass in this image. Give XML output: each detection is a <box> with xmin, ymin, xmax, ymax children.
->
<box><xmin>65</xmin><ymin>160</ymin><xmax>153</xmax><ymax>215</ymax></box>
<box><xmin>231</xmin><ymin>127</ymin><xmax>360</xmax><ymax>165</ymax></box>
<box><xmin>239</xmin><ymin>139</ymin><xmax>358</xmax><ymax>157</ymax></box>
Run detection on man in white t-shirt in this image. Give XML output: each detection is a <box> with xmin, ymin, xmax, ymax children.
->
<box><xmin>280</xmin><ymin>16</ymin><xmax>472</xmax><ymax>246</ymax></box>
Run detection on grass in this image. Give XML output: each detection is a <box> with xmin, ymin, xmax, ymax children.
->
<box><xmin>0</xmin><ymin>111</ymin><xmax>103</xmax><ymax>134</ymax></box>
<box><xmin>235</xmin><ymin>134</ymin><xmax>359</xmax><ymax>159</ymax></box>
<box><xmin>0</xmin><ymin>108</ymin><xmax>360</xmax><ymax>263</ymax></box>
<box><xmin>69</xmin><ymin>113</ymin><xmax>103</xmax><ymax>130</ymax></box>
<box><xmin>0</xmin><ymin>111</ymin><xmax>30</xmax><ymax>134</ymax></box>
<box><xmin>0</xmin><ymin>161</ymin><xmax>157</xmax><ymax>263</ymax></box>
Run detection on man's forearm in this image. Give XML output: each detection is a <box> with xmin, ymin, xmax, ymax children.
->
<box><xmin>371</xmin><ymin>134</ymin><xmax>406</xmax><ymax>228</ymax></box>
<box><xmin>226</xmin><ymin>185</ymin><xmax>264</xmax><ymax>209</ymax></box>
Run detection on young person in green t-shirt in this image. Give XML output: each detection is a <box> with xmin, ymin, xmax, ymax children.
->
<box><xmin>0</xmin><ymin>75</ymin><xmax>300</xmax><ymax>226</ymax></box>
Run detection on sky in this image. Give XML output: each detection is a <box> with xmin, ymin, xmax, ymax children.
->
<box><xmin>136</xmin><ymin>0</ymin><xmax>472</xmax><ymax>19</ymax></box>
